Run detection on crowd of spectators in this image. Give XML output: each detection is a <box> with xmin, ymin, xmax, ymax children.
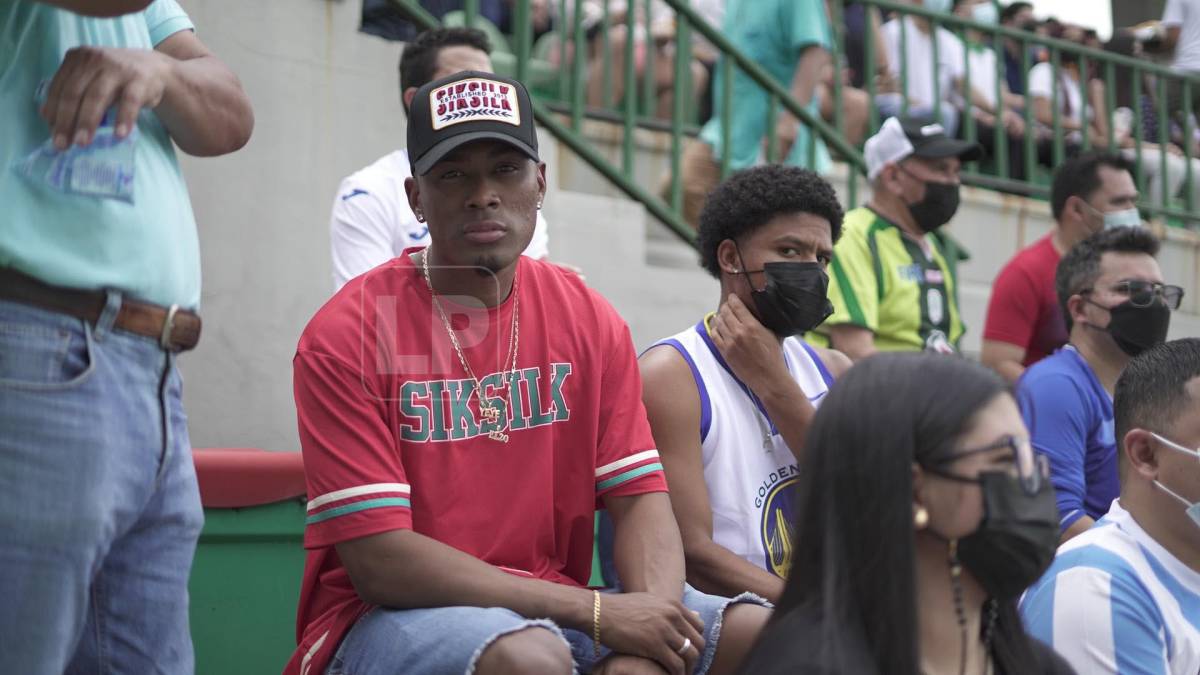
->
<box><xmin>361</xmin><ymin>0</ymin><xmax>1200</xmax><ymax>227</ymax></box>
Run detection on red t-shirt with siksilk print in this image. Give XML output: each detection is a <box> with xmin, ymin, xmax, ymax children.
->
<box><xmin>285</xmin><ymin>250</ymin><xmax>666</xmax><ymax>675</ymax></box>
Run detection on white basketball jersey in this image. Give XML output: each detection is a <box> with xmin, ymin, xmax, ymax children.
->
<box><xmin>654</xmin><ymin>316</ymin><xmax>833</xmax><ymax>578</ymax></box>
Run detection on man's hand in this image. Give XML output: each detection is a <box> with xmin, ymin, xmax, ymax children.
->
<box><xmin>599</xmin><ymin>592</ymin><xmax>705</xmax><ymax>675</ymax></box>
<box><xmin>709</xmin><ymin>294</ymin><xmax>789</xmax><ymax>395</ymax></box>
<box><xmin>593</xmin><ymin>654</ymin><xmax>671</xmax><ymax>675</ymax></box>
<box><xmin>41</xmin><ymin>46</ymin><xmax>170</xmax><ymax>149</ymax></box>
<box><xmin>1002</xmin><ymin>109</ymin><xmax>1026</xmax><ymax>136</ymax></box>
<box><xmin>770</xmin><ymin>114</ymin><xmax>798</xmax><ymax>161</ymax></box>
<box><xmin>875</xmin><ymin>71</ymin><xmax>898</xmax><ymax>94</ymax></box>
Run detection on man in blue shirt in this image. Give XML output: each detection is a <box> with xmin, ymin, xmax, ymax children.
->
<box><xmin>1017</xmin><ymin>226</ymin><xmax>1182</xmax><ymax>543</ymax></box>
<box><xmin>1022</xmin><ymin>338</ymin><xmax>1200</xmax><ymax>674</ymax></box>
<box><xmin>0</xmin><ymin>1</ymin><xmax>252</xmax><ymax>672</ymax></box>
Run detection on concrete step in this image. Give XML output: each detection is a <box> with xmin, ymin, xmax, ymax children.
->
<box><xmin>543</xmin><ymin>188</ymin><xmax>717</xmax><ymax>351</ymax></box>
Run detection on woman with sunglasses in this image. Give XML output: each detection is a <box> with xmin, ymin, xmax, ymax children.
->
<box><xmin>737</xmin><ymin>354</ymin><xmax>1073</xmax><ymax>675</ymax></box>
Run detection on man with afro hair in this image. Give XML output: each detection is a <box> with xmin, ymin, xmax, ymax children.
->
<box><xmin>635</xmin><ymin>164</ymin><xmax>851</xmax><ymax>603</ymax></box>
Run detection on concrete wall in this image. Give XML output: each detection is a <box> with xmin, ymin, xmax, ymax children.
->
<box><xmin>176</xmin><ymin>0</ymin><xmax>1199</xmax><ymax>453</ymax></box>
<box><xmin>177</xmin><ymin>0</ymin><xmax>404</xmax><ymax>451</ymax></box>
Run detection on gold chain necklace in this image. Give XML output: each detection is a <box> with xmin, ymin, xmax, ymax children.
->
<box><xmin>421</xmin><ymin>247</ymin><xmax>519</xmax><ymax>442</ymax></box>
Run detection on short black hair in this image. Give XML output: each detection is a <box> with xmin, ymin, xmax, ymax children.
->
<box><xmin>697</xmin><ymin>165</ymin><xmax>844</xmax><ymax>277</ymax></box>
<box><xmin>1050</xmin><ymin>151</ymin><xmax>1136</xmax><ymax>221</ymax></box>
<box><xmin>1114</xmin><ymin>338</ymin><xmax>1200</xmax><ymax>469</ymax></box>
<box><xmin>1000</xmin><ymin>2</ymin><xmax>1033</xmax><ymax>24</ymax></box>
<box><xmin>1055</xmin><ymin>225</ymin><xmax>1160</xmax><ymax>330</ymax></box>
<box><xmin>399</xmin><ymin>27</ymin><xmax>491</xmax><ymax>108</ymax></box>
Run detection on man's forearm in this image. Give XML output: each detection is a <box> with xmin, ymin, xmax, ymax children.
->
<box><xmin>993</xmin><ymin>360</ymin><xmax>1025</xmax><ymax>385</ymax></box>
<box><xmin>685</xmin><ymin>538</ymin><xmax>784</xmax><ymax>603</ymax></box>
<box><xmin>608</xmin><ymin>492</ymin><xmax>687</xmax><ymax>599</ymax></box>
<box><xmin>829</xmin><ymin>325</ymin><xmax>877</xmax><ymax>363</ymax></box>
<box><xmin>790</xmin><ymin>45</ymin><xmax>830</xmax><ymax>108</ymax></box>
<box><xmin>1061</xmin><ymin>514</ymin><xmax>1095</xmax><ymax>544</ymax></box>
<box><xmin>338</xmin><ymin>529</ymin><xmax>593</xmax><ymax>631</ymax></box>
<box><xmin>156</xmin><ymin>44</ymin><xmax>253</xmax><ymax>156</ymax></box>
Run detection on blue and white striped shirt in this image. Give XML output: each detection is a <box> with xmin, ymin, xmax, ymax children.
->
<box><xmin>1021</xmin><ymin>500</ymin><xmax>1200</xmax><ymax>675</ymax></box>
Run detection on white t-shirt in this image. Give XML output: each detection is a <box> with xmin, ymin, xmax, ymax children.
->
<box><xmin>962</xmin><ymin>42</ymin><xmax>999</xmax><ymax>110</ymax></box>
<box><xmin>329</xmin><ymin>148</ymin><xmax>550</xmax><ymax>290</ymax></box>
<box><xmin>881</xmin><ymin>17</ymin><xmax>965</xmax><ymax>110</ymax></box>
<box><xmin>1164</xmin><ymin>0</ymin><xmax>1200</xmax><ymax>73</ymax></box>
<box><xmin>1028</xmin><ymin>61</ymin><xmax>1085</xmax><ymax>127</ymax></box>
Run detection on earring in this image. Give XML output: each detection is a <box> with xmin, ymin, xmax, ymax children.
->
<box><xmin>536</xmin><ymin>200</ymin><xmax>543</xmax><ymax>210</ymax></box>
<box><xmin>415</xmin><ymin>209</ymin><xmax>425</xmax><ymax>223</ymax></box>
<box><xmin>913</xmin><ymin>506</ymin><xmax>929</xmax><ymax>529</ymax></box>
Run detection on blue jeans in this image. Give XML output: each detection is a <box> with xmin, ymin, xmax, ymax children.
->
<box><xmin>0</xmin><ymin>295</ymin><xmax>203</xmax><ymax>674</ymax></box>
<box><xmin>327</xmin><ymin>585</ymin><xmax>767</xmax><ymax>675</ymax></box>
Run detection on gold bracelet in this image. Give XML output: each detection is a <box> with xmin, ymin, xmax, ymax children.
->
<box><xmin>592</xmin><ymin>590</ymin><xmax>602</xmax><ymax>657</ymax></box>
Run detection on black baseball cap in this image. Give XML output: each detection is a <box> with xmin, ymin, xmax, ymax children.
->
<box><xmin>900</xmin><ymin>115</ymin><xmax>983</xmax><ymax>162</ymax></box>
<box><xmin>407</xmin><ymin>70</ymin><xmax>539</xmax><ymax>176</ymax></box>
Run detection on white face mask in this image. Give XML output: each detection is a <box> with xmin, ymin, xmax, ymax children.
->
<box><xmin>1151</xmin><ymin>432</ymin><xmax>1200</xmax><ymax>528</ymax></box>
<box><xmin>1103</xmin><ymin>208</ymin><xmax>1143</xmax><ymax>229</ymax></box>
<box><xmin>1081</xmin><ymin>200</ymin><xmax>1143</xmax><ymax>231</ymax></box>
<box><xmin>972</xmin><ymin>2</ymin><xmax>998</xmax><ymax>25</ymax></box>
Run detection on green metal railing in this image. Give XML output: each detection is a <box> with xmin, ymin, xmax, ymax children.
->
<box><xmin>854</xmin><ymin>0</ymin><xmax>1200</xmax><ymax>225</ymax></box>
<box><xmin>392</xmin><ymin>0</ymin><xmax>1200</xmax><ymax>241</ymax></box>
<box><xmin>389</xmin><ymin>0</ymin><xmax>871</xmax><ymax>247</ymax></box>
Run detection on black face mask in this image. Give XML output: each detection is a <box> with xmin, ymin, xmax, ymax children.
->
<box><xmin>926</xmin><ymin>470</ymin><xmax>1060</xmax><ymax>600</ymax></box>
<box><xmin>1086</xmin><ymin>299</ymin><xmax>1172</xmax><ymax>357</ymax></box>
<box><xmin>907</xmin><ymin>180</ymin><xmax>961</xmax><ymax>233</ymax></box>
<box><xmin>735</xmin><ymin>248</ymin><xmax>834</xmax><ymax>338</ymax></box>
<box><xmin>900</xmin><ymin>167</ymin><xmax>961</xmax><ymax>233</ymax></box>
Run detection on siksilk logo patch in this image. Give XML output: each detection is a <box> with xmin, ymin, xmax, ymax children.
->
<box><xmin>430</xmin><ymin>78</ymin><xmax>520</xmax><ymax>130</ymax></box>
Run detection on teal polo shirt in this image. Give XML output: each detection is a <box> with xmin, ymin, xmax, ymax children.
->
<box><xmin>1</xmin><ymin>0</ymin><xmax>201</xmax><ymax>309</ymax></box>
<box><xmin>699</xmin><ymin>0</ymin><xmax>833</xmax><ymax>173</ymax></box>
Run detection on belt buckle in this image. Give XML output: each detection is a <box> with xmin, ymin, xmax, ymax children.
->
<box><xmin>159</xmin><ymin>304</ymin><xmax>180</xmax><ymax>351</ymax></box>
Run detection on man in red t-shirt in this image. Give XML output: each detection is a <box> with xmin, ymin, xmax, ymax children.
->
<box><xmin>286</xmin><ymin>71</ymin><xmax>768</xmax><ymax>675</ymax></box>
<box><xmin>982</xmin><ymin>152</ymin><xmax>1142</xmax><ymax>383</ymax></box>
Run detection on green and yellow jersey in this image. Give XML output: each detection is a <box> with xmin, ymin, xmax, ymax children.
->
<box><xmin>809</xmin><ymin>206</ymin><xmax>965</xmax><ymax>353</ymax></box>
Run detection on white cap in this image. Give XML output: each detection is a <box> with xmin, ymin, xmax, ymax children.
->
<box><xmin>864</xmin><ymin>115</ymin><xmax>983</xmax><ymax>181</ymax></box>
<box><xmin>864</xmin><ymin>117</ymin><xmax>915</xmax><ymax>181</ymax></box>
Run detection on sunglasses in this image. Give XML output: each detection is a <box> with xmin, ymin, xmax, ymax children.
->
<box><xmin>1081</xmin><ymin>280</ymin><xmax>1185</xmax><ymax>311</ymax></box>
<box><xmin>926</xmin><ymin>436</ymin><xmax>1050</xmax><ymax>497</ymax></box>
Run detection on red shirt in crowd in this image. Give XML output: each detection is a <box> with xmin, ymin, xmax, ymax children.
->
<box><xmin>285</xmin><ymin>250</ymin><xmax>667</xmax><ymax>675</ymax></box>
<box><xmin>983</xmin><ymin>235</ymin><xmax>1069</xmax><ymax>367</ymax></box>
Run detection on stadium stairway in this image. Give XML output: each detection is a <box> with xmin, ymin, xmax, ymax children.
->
<box><xmin>539</xmin><ymin>118</ymin><xmax>1200</xmax><ymax>358</ymax></box>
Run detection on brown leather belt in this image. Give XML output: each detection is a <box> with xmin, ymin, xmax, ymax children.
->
<box><xmin>0</xmin><ymin>267</ymin><xmax>201</xmax><ymax>352</ymax></box>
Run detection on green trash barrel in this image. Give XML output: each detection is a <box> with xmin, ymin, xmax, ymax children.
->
<box><xmin>188</xmin><ymin>449</ymin><xmax>307</xmax><ymax>675</ymax></box>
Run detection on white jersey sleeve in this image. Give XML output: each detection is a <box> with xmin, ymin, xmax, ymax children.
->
<box><xmin>1022</xmin><ymin>561</ymin><xmax>1170</xmax><ymax>675</ymax></box>
<box><xmin>329</xmin><ymin>176</ymin><xmax>402</xmax><ymax>291</ymax></box>
<box><xmin>1027</xmin><ymin>62</ymin><xmax>1054</xmax><ymax>101</ymax></box>
<box><xmin>526</xmin><ymin>210</ymin><xmax>550</xmax><ymax>260</ymax></box>
<box><xmin>1164</xmin><ymin>0</ymin><xmax>1185</xmax><ymax>26</ymax></box>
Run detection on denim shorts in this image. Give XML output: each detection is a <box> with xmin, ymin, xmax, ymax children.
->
<box><xmin>0</xmin><ymin>295</ymin><xmax>203</xmax><ymax>673</ymax></box>
<box><xmin>326</xmin><ymin>584</ymin><xmax>767</xmax><ymax>675</ymax></box>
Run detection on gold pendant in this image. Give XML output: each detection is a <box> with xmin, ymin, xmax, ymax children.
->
<box><xmin>480</xmin><ymin>405</ymin><xmax>500</xmax><ymax>424</ymax></box>
<box><xmin>488</xmin><ymin>429</ymin><xmax>510</xmax><ymax>443</ymax></box>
